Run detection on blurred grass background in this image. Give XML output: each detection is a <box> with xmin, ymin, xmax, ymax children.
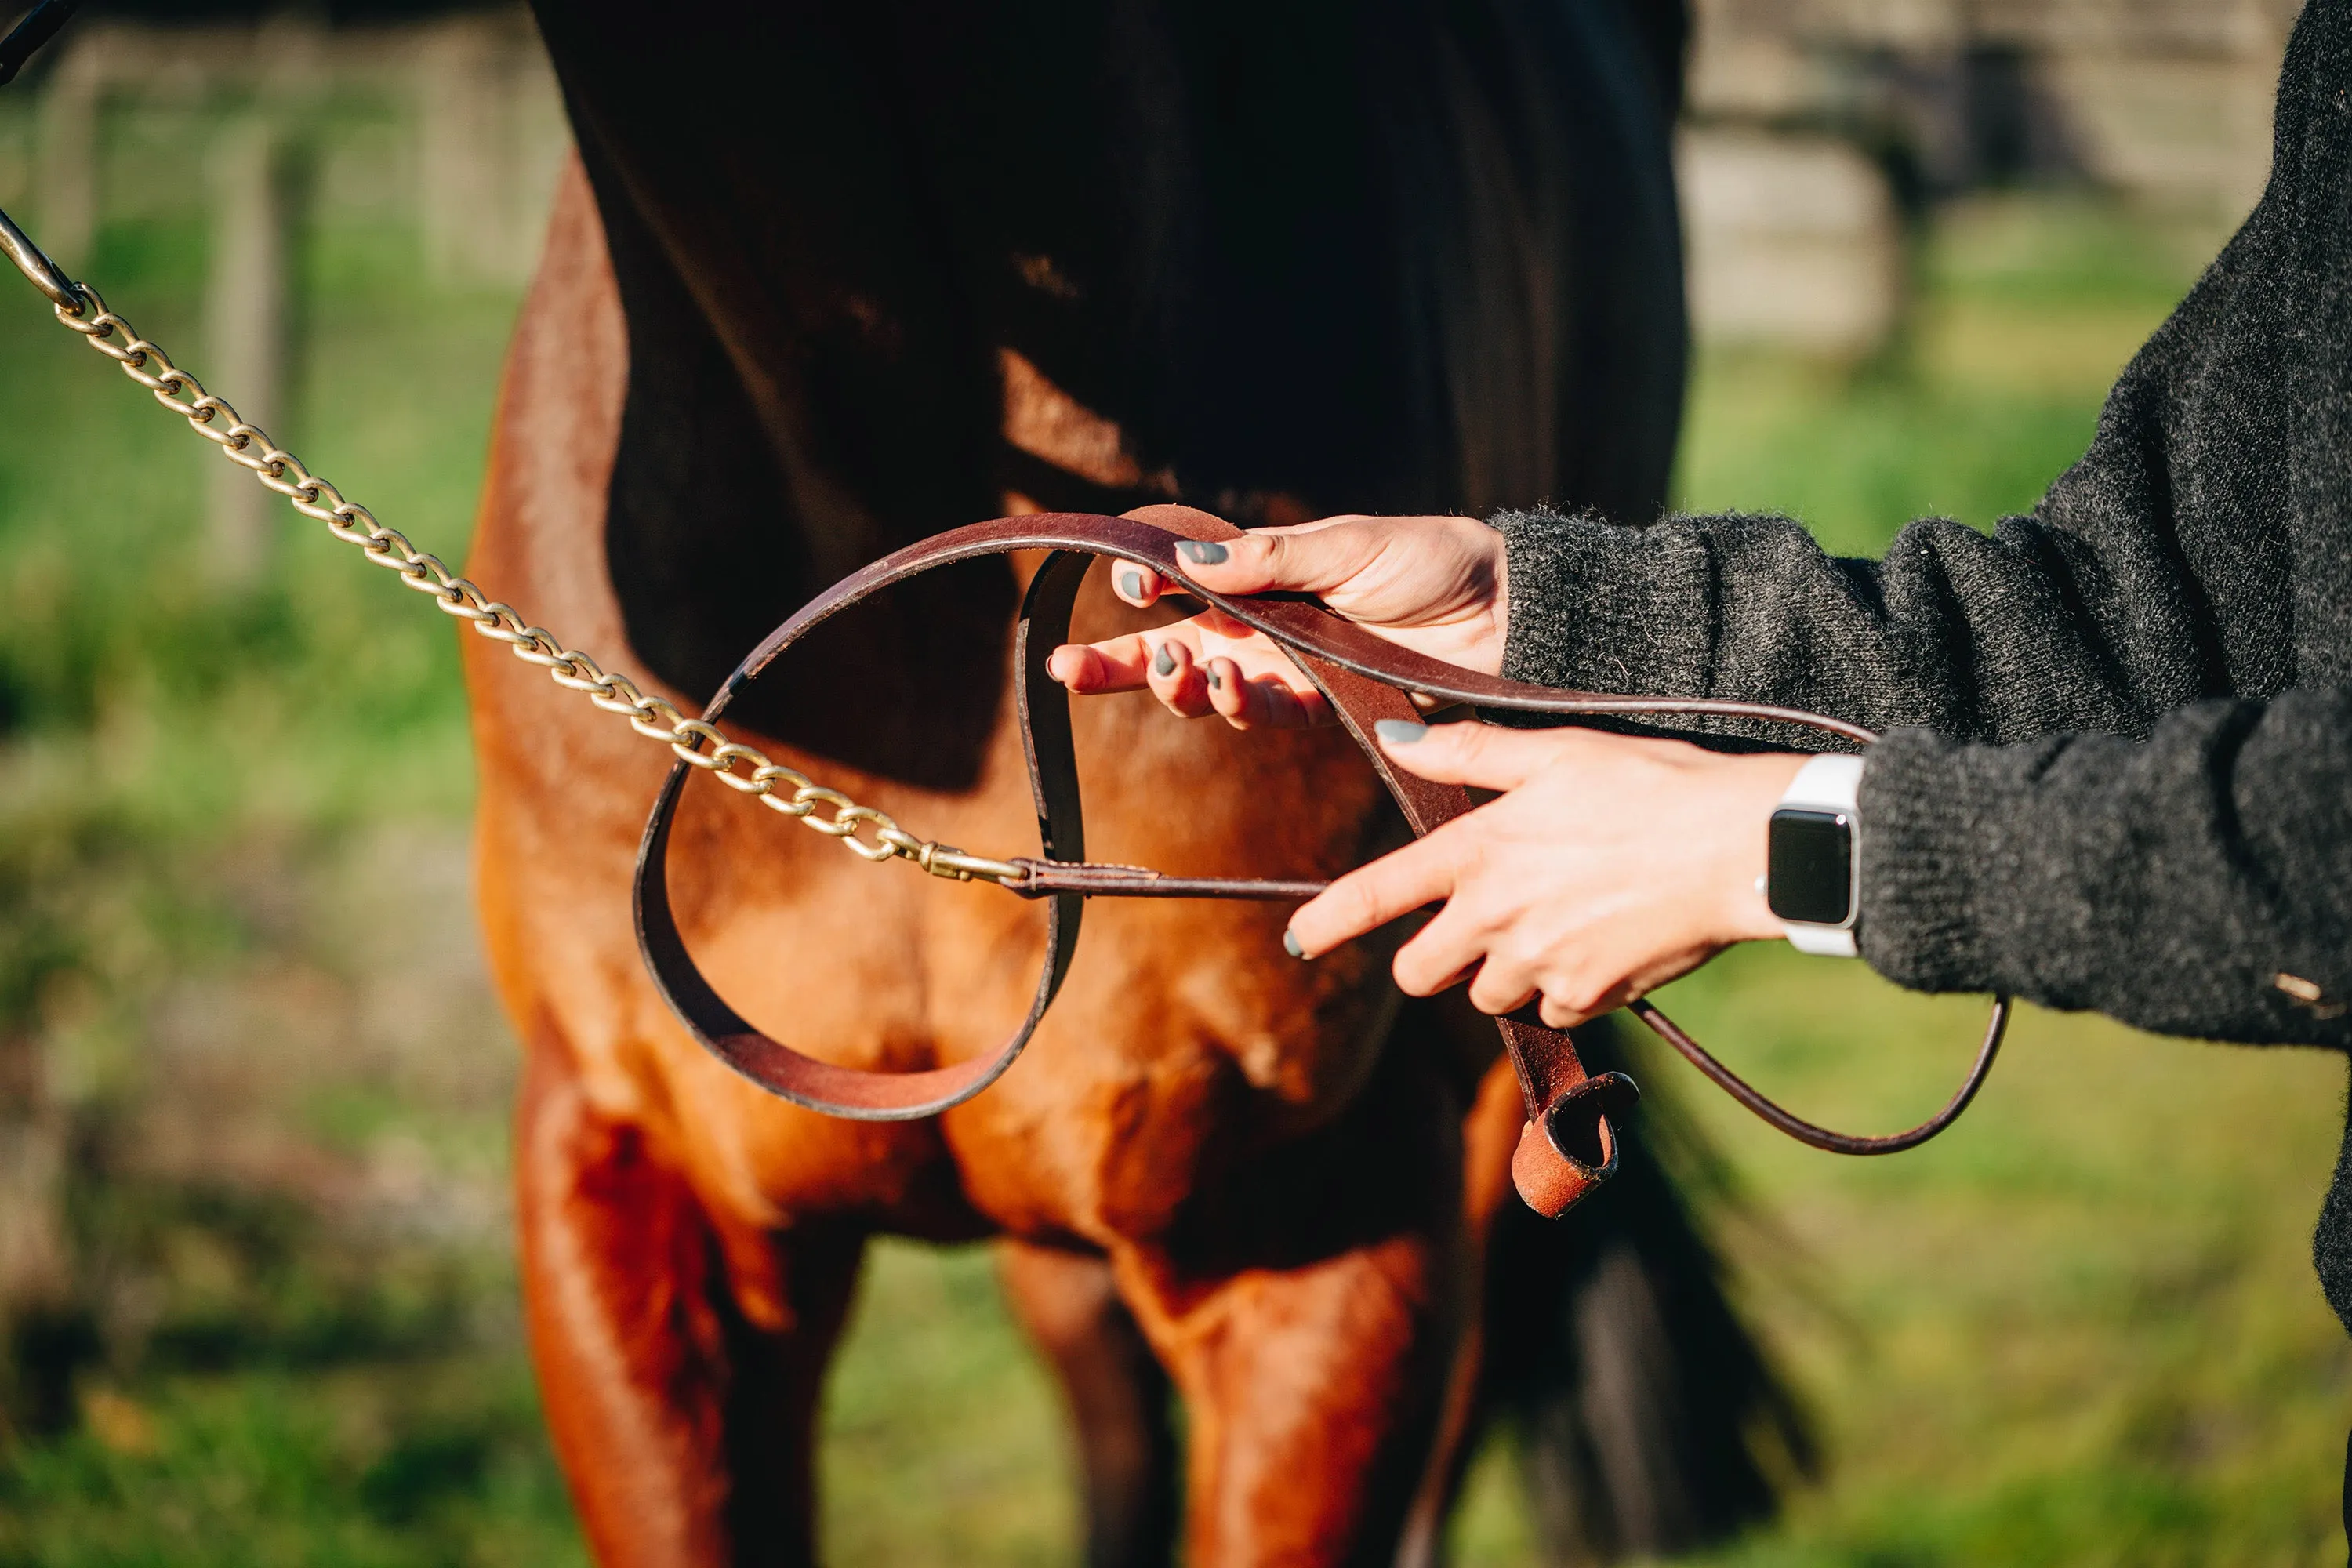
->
<box><xmin>0</xmin><ymin>73</ymin><xmax>2343</xmax><ymax>1566</ymax></box>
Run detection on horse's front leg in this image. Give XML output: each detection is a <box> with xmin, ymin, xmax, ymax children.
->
<box><xmin>516</xmin><ymin>1031</ymin><xmax>863</xmax><ymax>1567</ymax></box>
<box><xmin>1101</xmin><ymin>1047</ymin><xmax>1471</xmax><ymax>1568</ymax></box>
<box><xmin>1120</xmin><ymin>1224</ymin><xmax>1461</xmax><ymax>1567</ymax></box>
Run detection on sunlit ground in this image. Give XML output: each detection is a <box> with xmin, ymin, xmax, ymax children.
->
<box><xmin>0</xmin><ymin>113</ymin><xmax>2340</xmax><ymax>1568</ymax></box>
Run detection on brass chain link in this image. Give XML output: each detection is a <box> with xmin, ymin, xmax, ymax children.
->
<box><xmin>43</xmin><ymin>280</ymin><xmax>1025</xmax><ymax>887</ymax></box>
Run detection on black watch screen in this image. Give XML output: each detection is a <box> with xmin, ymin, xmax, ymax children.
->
<box><xmin>1766</xmin><ymin>808</ymin><xmax>1854</xmax><ymax>925</ymax></box>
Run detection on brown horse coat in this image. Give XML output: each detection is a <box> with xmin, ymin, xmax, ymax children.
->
<box><xmin>467</xmin><ymin>3</ymin><xmax>1798</xmax><ymax>1563</ymax></box>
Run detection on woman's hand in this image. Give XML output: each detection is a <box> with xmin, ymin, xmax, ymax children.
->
<box><xmin>1044</xmin><ymin>512</ymin><xmax>1508</xmax><ymax>728</ymax></box>
<box><xmin>1287</xmin><ymin>720</ymin><xmax>1807</xmax><ymax>1028</ymax></box>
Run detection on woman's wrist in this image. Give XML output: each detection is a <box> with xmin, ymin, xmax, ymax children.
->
<box><xmin>1480</xmin><ymin>520</ymin><xmax>1511</xmax><ymax>675</ymax></box>
<box><xmin>1719</xmin><ymin>752</ymin><xmax>1809</xmax><ymax>944</ymax></box>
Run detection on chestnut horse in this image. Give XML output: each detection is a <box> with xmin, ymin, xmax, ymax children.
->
<box><xmin>466</xmin><ymin>2</ymin><xmax>1804</xmax><ymax>1563</ymax></box>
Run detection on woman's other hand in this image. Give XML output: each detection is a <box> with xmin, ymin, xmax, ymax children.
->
<box><xmin>1286</xmin><ymin>720</ymin><xmax>1808</xmax><ymax>1028</ymax></box>
<box><xmin>1043</xmin><ymin>512</ymin><xmax>1508</xmax><ymax>728</ymax></box>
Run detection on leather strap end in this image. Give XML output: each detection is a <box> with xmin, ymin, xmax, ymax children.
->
<box><xmin>1511</xmin><ymin>1118</ymin><xmax>1602</xmax><ymax>1217</ymax></box>
<box><xmin>1508</xmin><ymin>1070</ymin><xmax>1641</xmax><ymax>1218</ymax></box>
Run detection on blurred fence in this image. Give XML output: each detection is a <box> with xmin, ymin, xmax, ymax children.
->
<box><xmin>1681</xmin><ymin>0</ymin><xmax>2298</xmax><ymax>358</ymax></box>
<box><xmin>0</xmin><ymin>9</ymin><xmax>565</xmax><ymax>577</ymax></box>
<box><xmin>0</xmin><ymin>2</ymin><xmax>2301</xmax><ymax>380</ymax></box>
<box><xmin>21</xmin><ymin>10</ymin><xmax>564</xmax><ymax>282</ymax></box>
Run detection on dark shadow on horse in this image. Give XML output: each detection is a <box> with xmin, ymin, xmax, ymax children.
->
<box><xmin>465</xmin><ymin>2</ymin><xmax>1811</xmax><ymax>1561</ymax></box>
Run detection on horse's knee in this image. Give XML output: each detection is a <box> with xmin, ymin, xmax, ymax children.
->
<box><xmin>514</xmin><ymin>1033</ymin><xmax>861</xmax><ymax>1568</ymax></box>
<box><xmin>516</xmin><ymin>1040</ymin><xmax>735</xmax><ymax>1563</ymax></box>
<box><xmin>1123</xmin><ymin>1230</ymin><xmax>1457</xmax><ymax>1568</ymax></box>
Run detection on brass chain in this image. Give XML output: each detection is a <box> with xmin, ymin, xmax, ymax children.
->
<box><xmin>42</xmin><ymin>280</ymin><xmax>1025</xmax><ymax>887</ymax></box>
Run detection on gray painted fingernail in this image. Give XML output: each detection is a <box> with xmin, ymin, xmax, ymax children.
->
<box><xmin>1176</xmin><ymin>540</ymin><xmax>1229</xmax><ymax>565</ymax></box>
<box><xmin>1283</xmin><ymin>929</ymin><xmax>1306</xmax><ymax>960</ymax></box>
<box><xmin>1207</xmin><ymin>666</ymin><xmax>1222</xmax><ymax>691</ymax></box>
<box><xmin>1118</xmin><ymin>568</ymin><xmax>1145</xmax><ymax>600</ymax></box>
<box><xmin>1375</xmin><ymin>719</ymin><xmax>1429</xmax><ymax>746</ymax></box>
<box><xmin>1153</xmin><ymin>643</ymin><xmax>1176</xmax><ymax>677</ymax></box>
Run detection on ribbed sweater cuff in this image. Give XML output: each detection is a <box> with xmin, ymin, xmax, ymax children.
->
<box><xmin>1493</xmin><ymin>507</ymin><xmax>1717</xmax><ymax>697</ymax></box>
<box><xmin>1855</xmin><ymin>728</ymin><xmax>2012</xmax><ymax>993</ymax></box>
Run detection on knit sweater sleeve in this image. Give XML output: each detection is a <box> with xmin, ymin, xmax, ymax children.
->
<box><xmin>1493</xmin><ymin>225</ymin><xmax>2295</xmax><ymax>742</ymax></box>
<box><xmin>1492</xmin><ymin>0</ymin><xmax>2352</xmax><ymax>1042</ymax></box>
<box><xmin>1496</xmin><ymin>0</ymin><xmax>2352</xmax><ymax>740</ymax></box>
<box><xmin>1858</xmin><ymin>689</ymin><xmax>2352</xmax><ymax>1045</ymax></box>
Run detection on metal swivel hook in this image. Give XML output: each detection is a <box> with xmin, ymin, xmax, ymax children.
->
<box><xmin>0</xmin><ymin>204</ymin><xmax>81</xmax><ymax>311</ymax></box>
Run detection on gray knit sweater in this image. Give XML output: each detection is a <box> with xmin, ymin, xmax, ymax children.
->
<box><xmin>1496</xmin><ymin>0</ymin><xmax>2352</xmax><ymax>1323</ymax></box>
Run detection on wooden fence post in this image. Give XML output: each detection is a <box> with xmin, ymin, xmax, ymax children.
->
<box><xmin>205</xmin><ymin>114</ymin><xmax>288</xmax><ymax>585</ymax></box>
<box><xmin>33</xmin><ymin>31</ymin><xmax>98</xmax><ymax>270</ymax></box>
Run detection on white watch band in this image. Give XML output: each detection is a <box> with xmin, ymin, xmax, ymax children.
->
<box><xmin>1778</xmin><ymin>753</ymin><xmax>1864</xmax><ymax>958</ymax></box>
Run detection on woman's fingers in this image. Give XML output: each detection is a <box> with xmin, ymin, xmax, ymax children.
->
<box><xmin>1537</xmin><ymin>983</ymin><xmax>1621</xmax><ymax>1031</ymax></box>
<box><xmin>1205</xmin><ymin>656</ymin><xmax>1249</xmax><ymax>723</ymax></box>
<box><xmin>1287</xmin><ymin>831</ymin><xmax>1460</xmax><ymax>957</ymax></box>
<box><xmin>1108</xmin><ymin>521</ymin><xmax>1383</xmax><ymax>608</ymax></box>
<box><xmin>1389</xmin><ymin>898</ymin><xmax>1497</xmax><ymax>998</ymax></box>
<box><xmin>1197</xmin><ymin>655</ymin><xmax>1331</xmax><ymax>729</ymax></box>
<box><xmin>1375</xmin><ymin>718</ymin><xmax>1564</xmax><ymax>791</ymax></box>
<box><xmin>1046</xmin><ymin>636</ymin><xmax>1155</xmax><ymax>693</ymax></box>
<box><xmin>1465</xmin><ymin>953</ymin><xmax>1541</xmax><ymax>1018</ymax></box>
<box><xmin>1110</xmin><ymin>563</ymin><xmax>1173</xmax><ymax>608</ymax></box>
<box><xmin>1268</xmin><ymin>722</ymin><xmax>1797</xmax><ymax>1026</ymax></box>
<box><xmin>1145</xmin><ymin>635</ymin><xmax>1214</xmax><ymax>717</ymax></box>
<box><xmin>1050</xmin><ymin>623</ymin><xmax>1334</xmax><ymax>726</ymax></box>
<box><xmin>1047</xmin><ymin>630</ymin><xmax>1302</xmax><ymax>724</ymax></box>
<box><xmin>1052</xmin><ymin>510</ymin><xmax>1511</xmax><ymax>716</ymax></box>
<box><xmin>1250</xmin><ymin>673</ymin><xmax>1330</xmax><ymax>728</ymax></box>
<box><xmin>1169</xmin><ymin>518</ymin><xmax>1385</xmax><ymax>597</ymax></box>
<box><xmin>1051</xmin><ymin>630</ymin><xmax>1217</xmax><ymax>709</ymax></box>
<box><xmin>1100</xmin><ymin>528</ymin><xmax>1367</xmax><ymax>613</ymax></box>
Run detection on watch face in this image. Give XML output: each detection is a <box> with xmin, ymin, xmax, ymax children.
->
<box><xmin>1768</xmin><ymin>808</ymin><xmax>1854</xmax><ymax>925</ymax></box>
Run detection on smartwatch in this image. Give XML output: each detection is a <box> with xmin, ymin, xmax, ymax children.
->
<box><xmin>1766</xmin><ymin>753</ymin><xmax>1864</xmax><ymax>957</ymax></box>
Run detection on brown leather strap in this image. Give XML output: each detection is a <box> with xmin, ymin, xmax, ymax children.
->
<box><xmin>633</xmin><ymin>510</ymin><xmax>2009</xmax><ymax>1218</ymax></box>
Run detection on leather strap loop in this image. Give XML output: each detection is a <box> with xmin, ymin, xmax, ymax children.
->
<box><xmin>632</xmin><ymin>510</ymin><xmax>2009</xmax><ymax>1217</ymax></box>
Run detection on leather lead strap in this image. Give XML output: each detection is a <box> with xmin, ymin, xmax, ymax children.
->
<box><xmin>633</xmin><ymin>510</ymin><xmax>2007</xmax><ymax>1218</ymax></box>
<box><xmin>0</xmin><ymin>0</ymin><xmax>81</xmax><ymax>89</ymax></box>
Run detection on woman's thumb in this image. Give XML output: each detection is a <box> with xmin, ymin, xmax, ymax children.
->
<box><xmin>1174</xmin><ymin>524</ymin><xmax>1368</xmax><ymax>595</ymax></box>
<box><xmin>1371</xmin><ymin>718</ymin><xmax>1551</xmax><ymax>789</ymax></box>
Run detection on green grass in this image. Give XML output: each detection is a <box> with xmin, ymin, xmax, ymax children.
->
<box><xmin>0</xmin><ymin>134</ymin><xmax>2343</xmax><ymax>1568</ymax></box>
<box><xmin>0</xmin><ymin>1365</ymin><xmax>579</xmax><ymax>1568</ymax></box>
<box><xmin>1676</xmin><ymin>195</ymin><xmax>2203</xmax><ymax>554</ymax></box>
<box><xmin>0</xmin><ymin>95</ymin><xmax>577</xmax><ymax>1568</ymax></box>
<box><xmin>1644</xmin><ymin>951</ymin><xmax>2348</xmax><ymax>1566</ymax></box>
<box><xmin>822</xmin><ymin>1243</ymin><xmax>1073</xmax><ymax>1564</ymax></box>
